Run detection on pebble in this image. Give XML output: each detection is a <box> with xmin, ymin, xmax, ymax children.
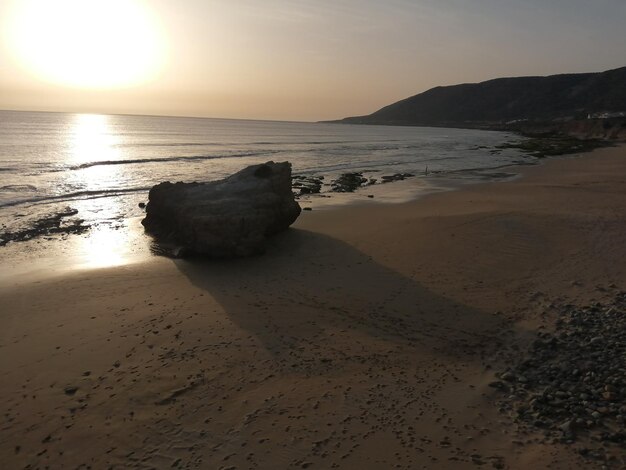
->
<box><xmin>491</xmin><ymin>292</ymin><xmax>626</xmax><ymax>465</ymax></box>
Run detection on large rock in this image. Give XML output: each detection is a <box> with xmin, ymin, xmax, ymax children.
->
<box><xmin>141</xmin><ymin>161</ymin><xmax>301</xmax><ymax>257</ymax></box>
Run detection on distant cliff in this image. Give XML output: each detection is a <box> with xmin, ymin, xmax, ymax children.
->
<box><xmin>333</xmin><ymin>67</ymin><xmax>626</xmax><ymax>137</ymax></box>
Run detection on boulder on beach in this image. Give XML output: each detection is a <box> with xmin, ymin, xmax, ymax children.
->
<box><xmin>141</xmin><ymin>161</ymin><xmax>301</xmax><ymax>257</ymax></box>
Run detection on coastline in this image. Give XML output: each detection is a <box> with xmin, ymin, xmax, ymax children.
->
<box><xmin>1</xmin><ymin>145</ymin><xmax>625</xmax><ymax>468</ymax></box>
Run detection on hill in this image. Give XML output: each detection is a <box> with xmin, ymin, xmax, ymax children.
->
<box><xmin>334</xmin><ymin>67</ymin><xmax>626</xmax><ymax>132</ymax></box>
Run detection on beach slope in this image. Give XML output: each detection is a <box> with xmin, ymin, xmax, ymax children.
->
<box><xmin>1</xmin><ymin>146</ymin><xmax>624</xmax><ymax>469</ymax></box>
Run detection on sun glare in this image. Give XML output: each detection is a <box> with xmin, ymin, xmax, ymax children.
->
<box><xmin>6</xmin><ymin>0</ymin><xmax>166</xmax><ymax>89</ymax></box>
<box><xmin>69</xmin><ymin>114</ymin><xmax>121</xmax><ymax>163</ymax></box>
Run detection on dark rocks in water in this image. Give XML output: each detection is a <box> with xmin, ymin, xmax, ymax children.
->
<box><xmin>381</xmin><ymin>173</ymin><xmax>415</xmax><ymax>183</ymax></box>
<box><xmin>0</xmin><ymin>207</ymin><xmax>88</xmax><ymax>246</ymax></box>
<box><xmin>142</xmin><ymin>161</ymin><xmax>301</xmax><ymax>258</ymax></box>
<box><xmin>291</xmin><ymin>171</ymin><xmax>415</xmax><ymax>196</ymax></box>
<box><xmin>292</xmin><ymin>175</ymin><xmax>323</xmax><ymax>195</ymax></box>
<box><xmin>331</xmin><ymin>173</ymin><xmax>368</xmax><ymax>192</ymax></box>
<box><xmin>495</xmin><ymin>136</ymin><xmax>609</xmax><ymax>159</ymax></box>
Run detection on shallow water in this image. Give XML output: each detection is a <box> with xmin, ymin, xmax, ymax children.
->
<box><xmin>0</xmin><ymin>110</ymin><xmax>531</xmax><ymax>271</ymax></box>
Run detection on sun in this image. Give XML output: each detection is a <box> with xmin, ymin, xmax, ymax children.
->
<box><xmin>5</xmin><ymin>0</ymin><xmax>166</xmax><ymax>89</ymax></box>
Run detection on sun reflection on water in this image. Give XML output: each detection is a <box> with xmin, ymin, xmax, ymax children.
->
<box><xmin>69</xmin><ymin>113</ymin><xmax>121</xmax><ymax>164</ymax></box>
<box><xmin>76</xmin><ymin>224</ymin><xmax>127</xmax><ymax>268</ymax></box>
<box><xmin>65</xmin><ymin>114</ymin><xmax>138</xmax><ymax>269</ymax></box>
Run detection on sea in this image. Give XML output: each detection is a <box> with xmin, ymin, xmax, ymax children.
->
<box><xmin>0</xmin><ymin>110</ymin><xmax>533</xmax><ymax>270</ymax></box>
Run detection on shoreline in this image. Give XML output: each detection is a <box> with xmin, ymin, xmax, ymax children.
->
<box><xmin>1</xmin><ymin>145</ymin><xmax>625</xmax><ymax>468</ymax></box>
<box><xmin>0</xmin><ymin>142</ymin><xmax>604</xmax><ymax>285</ymax></box>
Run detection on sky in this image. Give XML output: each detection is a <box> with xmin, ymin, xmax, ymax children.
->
<box><xmin>1</xmin><ymin>0</ymin><xmax>625</xmax><ymax>121</ymax></box>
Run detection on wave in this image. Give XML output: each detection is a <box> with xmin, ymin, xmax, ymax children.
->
<box><xmin>8</xmin><ymin>141</ymin><xmax>484</xmax><ymax>177</ymax></box>
<box><xmin>110</xmin><ymin>139</ymin><xmax>407</xmax><ymax>149</ymax></box>
<box><xmin>67</xmin><ymin>144</ymin><xmax>406</xmax><ymax>171</ymax></box>
<box><xmin>244</xmin><ymin>139</ymin><xmax>404</xmax><ymax>146</ymax></box>
<box><xmin>436</xmin><ymin>161</ymin><xmax>535</xmax><ymax>176</ymax></box>
<box><xmin>113</xmin><ymin>142</ymin><xmax>221</xmax><ymax>148</ymax></box>
<box><xmin>0</xmin><ymin>184</ymin><xmax>38</xmax><ymax>192</ymax></box>
<box><xmin>0</xmin><ymin>187</ymin><xmax>151</xmax><ymax>209</ymax></box>
<box><xmin>63</xmin><ymin>150</ymin><xmax>280</xmax><ymax>171</ymax></box>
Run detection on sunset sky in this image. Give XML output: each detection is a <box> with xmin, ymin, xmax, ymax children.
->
<box><xmin>1</xmin><ymin>0</ymin><xmax>625</xmax><ymax>121</ymax></box>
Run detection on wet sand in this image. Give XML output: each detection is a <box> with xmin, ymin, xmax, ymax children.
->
<box><xmin>0</xmin><ymin>145</ymin><xmax>624</xmax><ymax>469</ymax></box>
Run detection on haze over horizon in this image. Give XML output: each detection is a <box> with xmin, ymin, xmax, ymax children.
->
<box><xmin>1</xmin><ymin>0</ymin><xmax>625</xmax><ymax>122</ymax></box>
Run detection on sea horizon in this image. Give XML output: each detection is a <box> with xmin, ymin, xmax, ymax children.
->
<box><xmin>0</xmin><ymin>107</ymin><xmax>323</xmax><ymax>125</ymax></box>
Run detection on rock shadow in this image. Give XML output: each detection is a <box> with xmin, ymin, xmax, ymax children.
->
<box><xmin>174</xmin><ymin>228</ymin><xmax>509</xmax><ymax>361</ymax></box>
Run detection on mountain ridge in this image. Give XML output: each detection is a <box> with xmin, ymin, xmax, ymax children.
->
<box><xmin>331</xmin><ymin>67</ymin><xmax>626</xmax><ymax>133</ymax></box>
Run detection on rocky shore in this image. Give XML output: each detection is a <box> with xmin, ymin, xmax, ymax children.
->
<box><xmin>492</xmin><ymin>134</ymin><xmax>611</xmax><ymax>159</ymax></box>
<box><xmin>0</xmin><ymin>207</ymin><xmax>89</xmax><ymax>247</ymax></box>
<box><xmin>491</xmin><ymin>293</ymin><xmax>626</xmax><ymax>467</ymax></box>
<box><xmin>292</xmin><ymin>171</ymin><xmax>417</xmax><ymax>196</ymax></box>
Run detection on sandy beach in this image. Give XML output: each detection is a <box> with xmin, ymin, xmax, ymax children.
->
<box><xmin>1</xmin><ymin>145</ymin><xmax>624</xmax><ymax>469</ymax></box>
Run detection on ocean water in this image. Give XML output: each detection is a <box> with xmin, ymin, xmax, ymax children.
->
<box><xmin>0</xmin><ymin>110</ymin><xmax>531</xmax><ymax>247</ymax></box>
